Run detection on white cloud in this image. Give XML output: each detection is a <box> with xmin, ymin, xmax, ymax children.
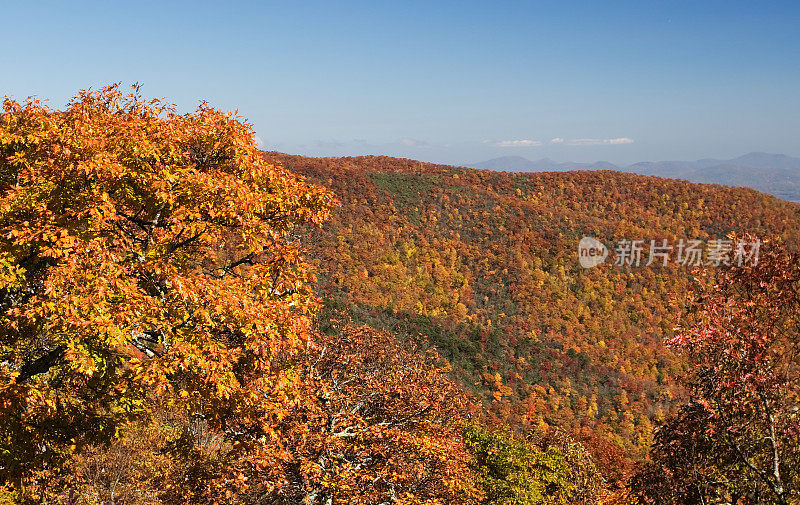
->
<box><xmin>550</xmin><ymin>137</ymin><xmax>564</xmax><ymax>144</ymax></box>
<box><xmin>496</xmin><ymin>139</ymin><xmax>543</xmax><ymax>147</ymax></box>
<box><xmin>400</xmin><ymin>137</ymin><xmax>430</xmax><ymax>147</ymax></box>
<box><xmin>566</xmin><ymin>137</ymin><xmax>634</xmax><ymax>146</ymax></box>
<box><xmin>254</xmin><ymin>135</ymin><xmax>264</xmax><ymax>148</ymax></box>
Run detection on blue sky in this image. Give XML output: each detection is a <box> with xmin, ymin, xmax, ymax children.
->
<box><xmin>2</xmin><ymin>0</ymin><xmax>799</xmax><ymax>165</ymax></box>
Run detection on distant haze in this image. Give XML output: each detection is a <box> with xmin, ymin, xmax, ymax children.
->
<box><xmin>470</xmin><ymin>152</ymin><xmax>800</xmax><ymax>203</ymax></box>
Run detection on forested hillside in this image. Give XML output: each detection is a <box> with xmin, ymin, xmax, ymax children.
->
<box><xmin>268</xmin><ymin>152</ymin><xmax>800</xmax><ymax>469</ymax></box>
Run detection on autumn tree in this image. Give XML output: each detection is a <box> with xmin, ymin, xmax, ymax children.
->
<box><xmin>260</xmin><ymin>325</ymin><xmax>481</xmax><ymax>504</ymax></box>
<box><xmin>632</xmin><ymin>238</ymin><xmax>800</xmax><ymax>505</ymax></box>
<box><xmin>0</xmin><ymin>85</ymin><xmax>334</xmax><ymax>502</ymax></box>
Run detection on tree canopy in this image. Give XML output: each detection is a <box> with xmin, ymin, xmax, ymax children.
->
<box><xmin>0</xmin><ymin>84</ymin><xmax>335</xmax><ymax>501</ymax></box>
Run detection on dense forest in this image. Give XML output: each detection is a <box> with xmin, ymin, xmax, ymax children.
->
<box><xmin>0</xmin><ymin>86</ymin><xmax>797</xmax><ymax>504</ymax></box>
<box><xmin>266</xmin><ymin>152</ymin><xmax>800</xmax><ymax>502</ymax></box>
<box><xmin>266</xmin><ymin>152</ymin><xmax>800</xmax><ymax>463</ymax></box>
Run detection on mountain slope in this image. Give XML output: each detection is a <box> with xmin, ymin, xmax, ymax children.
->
<box><xmin>266</xmin><ymin>151</ymin><xmax>800</xmax><ymax>466</ymax></box>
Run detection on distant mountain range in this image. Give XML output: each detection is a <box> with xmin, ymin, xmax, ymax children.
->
<box><xmin>471</xmin><ymin>152</ymin><xmax>800</xmax><ymax>202</ymax></box>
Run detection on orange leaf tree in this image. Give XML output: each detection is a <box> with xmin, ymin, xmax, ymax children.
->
<box><xmin>0</xmin><ymin>85</ymin><xmax>334</xmax><ymax>500</ymax></box>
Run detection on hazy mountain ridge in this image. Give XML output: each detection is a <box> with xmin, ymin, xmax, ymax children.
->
<box><xmin>472</xmin><ymin>152</ymin><xmax>800</xmax><ymax>202</ymax></box>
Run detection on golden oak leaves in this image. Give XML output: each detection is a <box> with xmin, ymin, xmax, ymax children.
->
<box><xmin>0</xmin><ymin>84</ymin><xmax>334</xmax><ymax>493</ymax></box>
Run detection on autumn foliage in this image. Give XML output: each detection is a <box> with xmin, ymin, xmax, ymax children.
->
<box><xmin>3</xmin><ymin>84</ymin><xmax>594</xmax><ymax>505</ymax></box>
<box><xmin>632</xmin><ymin>239</ymin><xmax>800</xmax><ymax>504</ymax></box>
<box><xmin>0</xmin><ymin>84</ymin><xmax>342</xmax><ymax>501</ymax></box>
<box><xmin>2</xmin><ymin>85</ymin><xmax>797</xmax><ymax>504</ymax></box>
<box><xmin>265</xmin><ymin>151</ymin><xmax>800</xmax><ymax>475</ymax></box>
<box><xmin>276</xmin><ymin>325</ymin><xmax>481</xmax><ymax>504</ymax></box>
<box><xmin>60</xmin><ymin>324</ymin><xmax>482</xmax><ymax>504</ymax></box>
